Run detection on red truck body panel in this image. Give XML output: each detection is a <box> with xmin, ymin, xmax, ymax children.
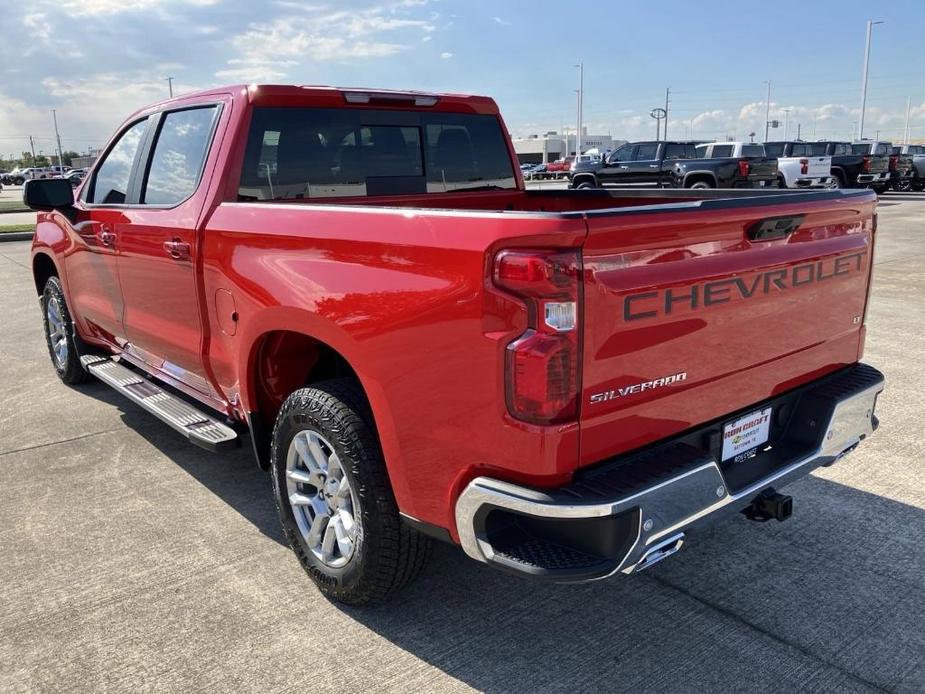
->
<box><xmin>31</xmin><ymin>84</ymin><xmax>879</xmax><ymax>540</ymax></box>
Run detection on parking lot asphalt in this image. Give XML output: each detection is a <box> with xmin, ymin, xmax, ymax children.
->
<box><xmin>1</xmin><ymin>193</ymin><xmax>924</xmax><ymax>693</ymax></box>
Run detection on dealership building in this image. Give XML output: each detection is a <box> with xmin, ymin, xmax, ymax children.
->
<box><xmin>511</xmin><ymin>131</ymin><xmax>622</xmax><ymax>164</ymax></box>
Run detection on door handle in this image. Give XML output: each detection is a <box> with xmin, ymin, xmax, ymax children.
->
<box><xmin>618</xmin><ymin>165</ymin><xmax>629</xmax><ymax>169</ymax></box>
<box><xmin>648</xmin><ymin>164</ymin><xmax>659</xmax><ymax>168</ymax></box>
<box><xmin>98</xmin><ymin>228</ymin><xmax>116</xmax><ymax>247</ymax></box>
<box><xmin>163</xmin><ymin>239</ymin><xmax>191</xmax><ymax>260</ymax></box>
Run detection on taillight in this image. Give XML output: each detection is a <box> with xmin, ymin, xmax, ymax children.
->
<box><xmin>494</xmin><ymin>249</ymin><xmax>581</xmax><ymax>424</ymax></box>
<box><xmin>862</xmin><ymin>155</ymin><xmax>871</xmax><ymax>173</ymax></box>
<box><xmin>889</xmin><ymin>154</ymin><xmax>898</xmax><ymax>171</ymax></box>
<box><xmin>799</xmin><ymin>158</ymin><xmax>809</xmax><ymax>175</ymax></box>
<box><xmin>737</xmin><ymin>159</ymin><xmax>750</xmax><ymax>177</ymax></box>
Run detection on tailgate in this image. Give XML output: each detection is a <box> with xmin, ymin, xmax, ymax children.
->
<box><xmin>869</xmin><ymin>156</ymin><xmax>889</xmax><ymax>174</ymax></box>
<box><xmin>578</xmin><ymin>191</ymin><xmax>876</xmax><ymax>465</ymax></box>
<box><xmin>747</xmin><ymin>157</ymin><xmax>778</xmax><ymax>179</ymax></box>
<box><xmin>806</xmin><ymin>156</ymin><xmax>831</xmax><ymax>178</ymax></box>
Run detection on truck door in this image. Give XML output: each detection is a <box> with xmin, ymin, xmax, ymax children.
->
<box><xmin>115</xmin><ymin>103</ymin><xmax>225</xmax><ymax>397</ymax></box>
<box><xmin>66</xmin><ymin>117</ymin><xmax>150</xmax><ymax>345</ymax></box>
<box><xmin>625</xmin><ymin>142</ymin><xmax>661</xmax><ymax>185</ymax></box>
<box><xmin>597</xmin><ymin>144</ymin><xmax>637</xmax><ymax>186</ymax></box>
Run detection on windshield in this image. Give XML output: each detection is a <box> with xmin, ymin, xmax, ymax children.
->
<box><xmin>239</xmin><ymin>107</ymin><xmax>517</xmax><ymax>200</ymax></box>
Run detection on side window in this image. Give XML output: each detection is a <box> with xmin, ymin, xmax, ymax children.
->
<box><xmin>833</xmin><ymin>143</ymin><xmax>850</xmax><ymax>155</ymax></box>
<box><xmin>695</xmin><ymin>145</ymin><xmax>710</xmax><ymax>158</ymax></box>
<box><xmin>664</xmin><ymin>144</ymin><xmax>695</xmax><ymax>160</ymax></box>
<box><xmin>143</xmin><ymin>107</ymin><xmax>218</xmax><ymax>205</ymax></box>
<box><xmin>712</xmin><ymin>144</ymin><xmax>733</xmax><ymax>157</ymax></box>
<box><xmin>89</xmin><ymin>119</ymin><xmax>148</xmax><ymax>204</ymax></box>
<box><xmin>635</xmin><ymin>143</ymin><xmax>659</xmax><ymax>160</ymax></box>
<box><xmin>610</xmin><ymin>145</ymin><xmax>636</xmax><ymax>163</ymax></box>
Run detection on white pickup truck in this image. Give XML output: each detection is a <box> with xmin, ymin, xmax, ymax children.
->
<box><xmin>765</xmin><ymin>141</ymin><xmax>836</xmax><ymax>189</ymax></box>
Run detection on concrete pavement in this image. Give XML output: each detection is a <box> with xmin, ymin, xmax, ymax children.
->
<box><xmin>0</xmin><ymin>195</ymin><xmax>923</xmax><ymax>693</ymax></box>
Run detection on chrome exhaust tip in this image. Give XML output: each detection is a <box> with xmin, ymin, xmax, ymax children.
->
<box><xmin>626</xmin><ymin>533</ymin><xmax>685</xmax><ymax>573</ymax></box>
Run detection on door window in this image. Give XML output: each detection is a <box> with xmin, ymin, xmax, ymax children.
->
<box><xmin>143</xmin><ymin>107</ymin><xmax>218</xmax><ymax>205</ymax></box>
<box><xmin>711</xmin><ymin>144</ymin><xmax>734</xmax><ymax>157</ymax></box>
<box><xmin>664</xmin><ymin>143</ymin><xmax>696</xmax><ymax>160</ymax></box>
<box><xmin>89</xmin><ymin>119</ymin><xmax>148</xmax><ymax>204</ymax></box>
<box><xmin>609</xmin><ymin>145</ymin><xmax>636</xmax><ymax>163</ymax></box>
<box><xmin>634</xmin><ymin>143</ymin><xmax>659</xmax><ymax>160</ymax></box>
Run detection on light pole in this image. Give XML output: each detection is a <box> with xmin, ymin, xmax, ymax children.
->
<box><xmin>904</xmin><ymin>96</ymin><xmax>912</xmax><ymax>144</ymax></box>
<box><xmin>166</xmin><ymin>76</ymin><xmax>174</xmax><ymax>98</ymax></box>
<box><xmin>51</xmin><ymin>109</ymin><xmax>65</xmax><ymax>170</ymax></box>
<box><xmin>574</xmin><ymin>62</ymin><xmax>583</xmax><ymax>157</ymax></box>
<box><xmin>782</xmin><ymin>109</ymin><xmax>791</xmax><ymax>140</ymax></box>
<box><xmin>763</xmin><ymin>80</ymin><xmax>772</xmax><ymax>142</ymax></box>
<box><xmin>858</xmin><ymin>19</ymin><xmax>883</xmax><ymax>140</ymax></box>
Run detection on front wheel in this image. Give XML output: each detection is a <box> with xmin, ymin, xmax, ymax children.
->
<box><xmin>575</xmin><ymin>181</ymin><xmax>595</xmax><ymax>190</ymax></box>
<box><xmin>41</xmin><ymin>276</ymin><xmax>89</xmax><ymax>384</ymax></box>
<box><xmin>270</xmin><ymin>379</ymin><xmax>431</xmax><ymax>605</ymax></box>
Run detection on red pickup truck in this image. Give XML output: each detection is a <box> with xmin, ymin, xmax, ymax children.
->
<box><xmin>26</xmin><ymin>84</ymin><xmax>884</xmax><ymax>605</ymax></box>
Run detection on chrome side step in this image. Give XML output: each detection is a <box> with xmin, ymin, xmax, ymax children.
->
<box><xmin>80</xmin><ymin>355</ymin><xmax>239</xmax><ymax>452</ymax></box>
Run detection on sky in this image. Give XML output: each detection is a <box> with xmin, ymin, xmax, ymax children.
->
<box><xmin>1</xmin><ymin>0</ymin><xmax>924</xmax><ymax>158</ymax></box>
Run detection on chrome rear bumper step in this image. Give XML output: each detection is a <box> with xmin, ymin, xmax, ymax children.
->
<box><xmin>80</xmin><ymin>355</ymin><xmax>239</xmax><ymax>452</ymax></box>
<box><xmin>455</xmin><ymin>363</ymin><xmax>885</xmax><ymax>582</ymax></box>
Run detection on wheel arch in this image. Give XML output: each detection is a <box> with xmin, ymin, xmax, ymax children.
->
<box><xmin>683</xmin><ymin>170</ymin><xmax>717</xmax><ymax>187</ymax></box>
<box><xmin>239</xmin><ymin>317</ymin><xmax>396</xmax><ymax>480</ymax></box>
<box><xmin>32</xmin><ymin>251</ymin><xmax>59</xmax><ymax>296</ymax></box>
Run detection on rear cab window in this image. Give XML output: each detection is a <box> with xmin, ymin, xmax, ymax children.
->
<box><xmin>711</xmin><ymin>145</ymin><xmax>733</xmax><ymax>157</ymax></box>
<box><xmin>740</xmin><ymin>144</ymin><xmax>766</xmax><ymax>157</ymax></box>
<box><xmin>238</xmin><ymin>107</ymin><xmax>516</xmax><ymax>200</ymax></box>
<box><xmin>790</xmin><ymin>143</ymin><xmax>827</xmax><ymax>157</ymax></box>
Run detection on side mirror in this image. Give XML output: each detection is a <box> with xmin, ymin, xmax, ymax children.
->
<box><xmin>23</xmin><ymin>178</ymin><xmax>75</xmax><ymax>212</ymax></box>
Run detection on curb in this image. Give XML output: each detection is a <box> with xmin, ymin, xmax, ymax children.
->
<box><xmin>0</xmin><ymin>209</ymin><xmax>31</xmax><ymax>215</ymax></box>
<box><xmin>0</xmin><ymin>232</ymin><xmax>34</xmax><ymax>243</ymax></box>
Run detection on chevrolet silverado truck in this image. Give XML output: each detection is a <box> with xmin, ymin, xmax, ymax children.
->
<box><xmin>764</xmin><ymin>141</ymin><xmax>836</xmax><ymax>189</ymax></box>
<box><xmin>674</xmin><ymin>141</ymin><xmax>778</xmax><ymax>188</ymax></box>
<box><xmin>900</xmin><ymin>144</ymin><xmax>925</xmax><ymax>191</ymax></box>
<box><xmin>850</xmin><ymin>141</ymin><xmax>892</xmax><ymax>193</ymax></box>
<box><xmin>568</xmin><ymin>141</ymin><xmax>701</xmax><ymax>189</ymax></box>
<box><xmin>26</xmin><ymin>84</ymin><xmax>884</xmax><ymax>605</ymax></box>
<box><xmin>889</xmin><ymin>146</ymin><xmax>915</xmax><ymax>192</ymax></box>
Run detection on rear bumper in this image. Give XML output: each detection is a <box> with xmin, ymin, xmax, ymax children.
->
<box><xmin>455</xmin><ymin>363</ymin><xmax>884</xmax><ymax>582</ymax></box>
<box><xmin>794</xmin><ymin>176</ymin><xmax>835</xmax><ymax>188</ymax></box>
<box><xmin>857</xmin><ymin>172</ymin><xmax>890</xmax><ymax>184</ymax></box>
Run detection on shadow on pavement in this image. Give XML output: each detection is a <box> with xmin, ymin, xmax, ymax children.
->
<box><xmin>73</xmin><ymin>381</ymin><xmax>925</xmax><ymax>692</ymax></box>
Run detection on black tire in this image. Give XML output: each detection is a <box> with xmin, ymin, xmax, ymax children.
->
<box><xmin>41</xmin><ymin>276</ymin><xmax>89</xmax><ymax>384</ymax></box>
<box><xmin>778</xmin><ymin>176</ymin><xmax>788</xmax><ymax>189</ymax></box>
<box><xmin>576</xmin><ymin>181</ymin><xmax>595</xmax><ymax>190</ymax></box>
<box><xmin>687</xmin><ymin>179</ymin><xmax>714</xmax><ymax>189</ymax></box>
<box><xmin>270</xmin><ymin>378</ymin><xmax>431</xmax><ymax>605</ymax></box>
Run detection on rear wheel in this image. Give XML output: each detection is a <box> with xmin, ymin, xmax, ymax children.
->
<box><xmin>41</xmin><ymin>276</ymin><xmax>89</xmax><ymax>385</ymax></box>
<box><xmin>270</xmin><ymin>378</ymin><xmax>431</xmax><ymax>605</ymax></box>
<box><xmin>687</xmin><ymin>179</ymin><xmax>714</xmax><ymax>189</ymax></box>
<box><xmin>778</xmin><ymin>176</ymin><xmax>788</xmax><ymax>189</ymax></box>
<box><xmin>827</xmin><ymin>175</ymin><xmax>842</xmax><ymax>189</ymax></box>
<box><xmin>576</xmin><ymin>181</ymin><xmax>595</xmax><ymax>190</ymax></box>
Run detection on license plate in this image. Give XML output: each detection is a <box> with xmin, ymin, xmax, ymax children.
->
<box><xmin>722</xmin><ymin>407</ymin><xmax>772</xmax><ymax>462</ymax></box>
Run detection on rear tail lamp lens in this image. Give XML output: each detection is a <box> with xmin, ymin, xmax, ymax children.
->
<box><xmin>863</xmin><ymin>155</ymin><xmax>872</xmax><ymax>173</ymax></box>
<box><xmin>737</xmin><ymin>159</ymin><xmax>750</xmax><ymax>177</ymax></box>
<box><xmin>799</xmin><ymin>158</ymin><xmax>809</xmax><ymax>175</ymax></box>
<box><xmin>494</xmin><ymin>249</ymin><xmax>581</xmax><ymax>424</ymax></box>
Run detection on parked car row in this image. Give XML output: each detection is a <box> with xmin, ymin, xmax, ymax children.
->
<box><xmin>1</xmin><ymin>166</ymin><xmax>86</xmax><ymax>187</ymax></box>
<box><xmin>540</xmin><ymin>139</ymin><xmax>923</xmax><ymax>193</ymax></box>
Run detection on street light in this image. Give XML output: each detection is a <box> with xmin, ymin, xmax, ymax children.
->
<box><xmin>574</xmin><ymin>63</ymin><xmax>583</xmax><ymax>156</ymax></box>
<box><xmin>858</xmin><ymin>19</ymin><xmax>884</xmax><ymax>140</ymax></box>
<box><xmin>782</xmin><ymin>109</ymin><xmax>791</xmax><ymax>140</ymax></box>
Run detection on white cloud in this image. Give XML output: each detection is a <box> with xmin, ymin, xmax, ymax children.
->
<box><xmin>493</xmin><ymin>16</ymin><xmax>510</xmax><ymax>25</ymax></box>
<box><xmin>440</xmin><ymin>52</ymin><xmax>453</xmax><ymax>59</ymax></box>
<box><xmin>53</xmin><ymin>0</ymin><xmax>218</xmax><ymax>17</ymax></box>
<box><xmin>218</xmin><ymin>3</ymin><xmax>436</xmax><ymax>81</ymax></box>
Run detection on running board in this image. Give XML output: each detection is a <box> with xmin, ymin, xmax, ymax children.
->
<box><xmin>80</xmin><ymin>355</ymin><xmax>240</xmax><ymax>452</ymax></box>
